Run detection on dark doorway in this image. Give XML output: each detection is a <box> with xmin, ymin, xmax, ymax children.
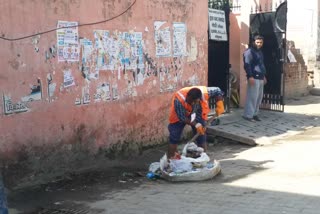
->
<box><xmin>208</xmin><ymin>1</ymin><xmax>230</xmax><ymax>112</ymax></box>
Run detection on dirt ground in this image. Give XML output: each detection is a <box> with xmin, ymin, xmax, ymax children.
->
<box><xmin>8</xmin><ymin>137</ymin><xmax>248</xmax><ymax>214</ymax></box>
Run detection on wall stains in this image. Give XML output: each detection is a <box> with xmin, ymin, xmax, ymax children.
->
<box><xmin>47</xmin><ymin>73</ymin><xmax>56</xmax><ymax>102</ymax></box>
<box><xmin>8</xmin><ymin>59</ymin><xmax>20</xmax><ymax>70</ymax></box>
<box><xmin>31</xmin><ymin>35</ymin><xmax>41</xmax><ymax>52</ymax></box>
<box><xmin>45</xmin><ymin>45</ymin><xmax>57</xmax><ymax>62</ymax></box>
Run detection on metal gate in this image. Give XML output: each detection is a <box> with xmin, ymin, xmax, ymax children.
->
<box><xmin>249</xmin><ymin>1</ymin><xmax>287</xmax><ymax>112</ymax></box>
<box><xmin>208</xmin><ymin>0</ymin><xmax>230</xmax><ymax>112</ymax></box>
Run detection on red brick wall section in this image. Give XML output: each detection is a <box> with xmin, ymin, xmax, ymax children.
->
<box><xmin>284</xmin><ymin>63</ymin><xmax>309</xmax><ymax>98</ymax></box>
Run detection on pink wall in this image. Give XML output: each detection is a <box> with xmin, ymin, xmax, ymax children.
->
<box><xmin>229</xmin><ymin>12</ymin><xmax>241</xmax><ymax>91</ymax></box>
<box><xmin>0</xmin><ymin>0</ymin><xmax>208</xmax><ymax>164</ymax></box>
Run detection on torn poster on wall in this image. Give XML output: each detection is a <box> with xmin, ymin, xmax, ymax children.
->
<box><xmin>173</xmin><ymin>23</ymin><xmax>187</xmax><ymax>57</ymax></box>
<box><xmin>112</xmin><ymin>86</ymin><xmax>119</xmax><ymax>100</ymax></box>
<box><xmin>80</xmin><ymin>38</ymin><xmax>99</xmax><ymax>80</ymax></box>
<box><xmin>94</xmin><ymin>83</ymin><xmax>111</xmax><ymax>102</ymax></box>
<box><xmin>3</xmin><ymin>95</ymin><xmax>29</xmax><ymax>115</ymax></box>
<box><xmin>94</xmin><ymin>30</ymin><xmax>144</xmax><ymax>71</ymax></box>
<box><xmin>154</xmin><ymin>21</ymin><xmax>172</xmax><ymax>57</ymax></box>
<box><xmin>21</xmin><ymin>79</ymin><xmax>42</xmax><ymax>102</ymax></box>
<box><xmin>56</xmin><ymin>21</ymin><xmax>80</xmax><ymax>62</ymax></box>
<box><xmin>82</xmin><ymin>85</ymin><xmax>90</xmax><ymax>104</ymax></box>
<box><xmin>63</xmin><ymin>69</ymin><xmax>75</xmax><ymax>88</ymax></box>
<box><xmin>159</xmin><ymin>62</ymin><xmax>178</xmax><ymax>92</ymax></box>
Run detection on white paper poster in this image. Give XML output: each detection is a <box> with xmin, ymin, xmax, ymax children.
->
<box><xmin>173</xmin><ymin>23</ymin><xmax>187</xmax><ymax>57</ymax></box>
<box><xmin>208</xmin><ymin>9</ymin><xmax>227</xmax><ymax>41</ymax></box>
<box><xmin>80</xmin><ymin>38</ymin><xmax>99</xmax><ymax>80</ymax></box>
<box><xmin>63</xmin><ymin>69</ymin><xmax>75</xmax><ymax>88</ymax></box>
<box><xmin>56</xmin><ymin>21</ymin><xmax>80</xmax><ymax>62</ymax></box>
<box><xmin>154</xmin><ymin>21</ymin><xmax>172</xmax><ymax>57</ymax></box>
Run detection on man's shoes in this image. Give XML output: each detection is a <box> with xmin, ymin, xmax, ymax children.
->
<box><xmin>242</xmin><ymin>116</ymin><xmax>255</xmax><ymax>122</ymax></box>
<box><xmin>253</xmin><ymin>115</ymin><xmax>261</xmax><ymax>121</ymax></box>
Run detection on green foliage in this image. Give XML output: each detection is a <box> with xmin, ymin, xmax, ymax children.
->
<box><xmin>208</xmin><ymin>0</ymin><xmax>231</xmax><ymax>10</ymax></box>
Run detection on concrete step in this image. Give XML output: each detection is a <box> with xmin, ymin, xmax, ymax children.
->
<box><xmin>207</xmin><ymin>108</ymin><xmax>319</xmax><ymax>146</ymax></box>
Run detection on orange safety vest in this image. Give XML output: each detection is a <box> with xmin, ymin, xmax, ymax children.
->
<box><xmin>169</xmin><ymin>86</ymin><xmax>210</xmax><ymax>124</ymax></box>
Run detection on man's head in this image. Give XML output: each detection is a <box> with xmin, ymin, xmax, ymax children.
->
<box><xmin>186</xmin><ymin>88</ymin><xmax>202</xmax><ymax>105</ymax></box>
<box><xmin>253</xmin><ymin>35</ymin><xmax>264</xmax><ymax>49</ymax></box>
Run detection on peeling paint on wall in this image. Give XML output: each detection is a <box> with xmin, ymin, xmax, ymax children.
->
<box><xmin>21</xmin><ymin>78</ymin><xmax>42</xmax><ymax>102</ymax></box>
<box><xmin>94</xmin><ymin>83</ymin><xmax>111</xmax><ymax>102</ymax></box>
<box><xmin>45</xmin><ymin>45</ymin><xmax>57</xmax><ymax>62</ymax></box>
<box><xmin>31</xmin><ymin>35</ymin><xmax>41</xmax><ymax>52</ymax></box>
<box><xmin>47</xmin><ymin>73</ymin><xmax>56</xmax><ymax>102</ymax></box>
<box><xmin>187</xmin><ymin>36</ymin><xmax>198</xmax><ymax>62</ymax></box>
<box><xmin>82</xmin><ymin>85</ymin><xmax>90</xmax><ymax>104</ymax></box>
<box><xmin>112</xmin><ymin>85</ymin><xmax>119</xmax><ymax>100</ymax></box>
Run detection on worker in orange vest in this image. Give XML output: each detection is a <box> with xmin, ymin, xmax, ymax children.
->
<box><xmin>167</xmin><ymin>86</ymin><xmax>224</xmax><ymax>159</ymax></box>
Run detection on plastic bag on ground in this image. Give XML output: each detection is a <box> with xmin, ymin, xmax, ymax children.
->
<box><xmin>169</xmin><ymin>158</ymin><xmax>193</xmax><ymax>173</ymax></box>
<box><xmin>162</xmin><ymin>160</ymin><xmax>221</xmax><ymax>182</ymax></box>
<box><xmin>160</xmin><ymin>143</ymin><xmax>221</xmax><ymax>182</ymax></box>
<box><xmin>148</xmin><ymin>162</ymin><xmax>160</xmax><ymax>173</ymax></box>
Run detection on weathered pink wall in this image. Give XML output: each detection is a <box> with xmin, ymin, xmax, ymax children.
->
<box><xmin>229</xmin><ymin>12</ymin><xmax>241</xmax><ymax>91</ymax></box>
<box><xmin>0</xmin><ymin>0</ymin><xmax>208</xmax><ymax>183</ymax></box>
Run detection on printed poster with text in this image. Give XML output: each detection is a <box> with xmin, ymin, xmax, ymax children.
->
<box><xmin>94</xmin><ymin>30</ymin><xmax>144</xmax><ymax>71</ymax></box>
<box><xmin>208</xmin><ymin>9</ymin><xmax>227</xmax><ymax>41</ymax></box>
<box><xmin>173</xmin><ymin>23</ymin><xmax>187</xmax><ymax>57</ymax></box>
<box><xmin>154</xmin><ymin>21</ymin><xmax>172</xmax><ymax>57</ymax></box>
<box><xmin>56</xmin><ymin>21</ymin><xmax>80</xmax><ymax>62</ymax></box>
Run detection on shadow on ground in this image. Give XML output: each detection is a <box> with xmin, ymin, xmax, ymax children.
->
<box><xmin>8</xmin><ymin>138</ymin><xmax>256</xmax><ymax>213</ymax></box>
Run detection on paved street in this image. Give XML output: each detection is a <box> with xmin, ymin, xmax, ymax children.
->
<box><xmin>8</xmin><ymin>95</ymin><xmax>320</xmax><ymax>214</ymax></box>
<box><xmin>86</xmin><ymin>131</ymin><xmax>320</xmax><ymax>214</ymax></box>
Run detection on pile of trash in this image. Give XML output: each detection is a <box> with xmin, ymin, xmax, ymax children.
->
<box><xmin>148</xmin><ymin>142</ymin><xmax>221</xmax><ymax>182</ymax></box>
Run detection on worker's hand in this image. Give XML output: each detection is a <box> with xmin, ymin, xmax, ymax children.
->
<box><xmin>195</xmin><ymin>123</ymin><xmax>206</xmax><ymax>135</ymax></box>
<box><xmin>185</xmin><ymin>119</ymin><xmax>196</xmax><ymax>126</ymax></box>
<box><xmin>215</xmin><ymin>100</ymin><xmax>225</xmax><ymax>116</ymax></box>
<box><xmin>249</xmin><ymin>77</ymin><xmax>255</xmax><ymax>86</ymax></box>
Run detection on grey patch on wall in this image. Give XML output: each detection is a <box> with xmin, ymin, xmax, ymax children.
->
<box><xmin>21</xmin><ymin>78</ymin><xmax>42</xmax><ymax>103</ymax></box>
<box><xmin>112</xmin><ymin>86</ymin><xmax>119</xmax><ymax>100</ymax></box>
<box><xmin>75</xmin><ymin>97</ymin><xmax>81</xmax><ymax>105</ymax></box>
<box><xmin>144</xmin><ymin>53</ymin><xmax>157</xmax><ymax>77</ymax></box>
<box><xmin>8</xmin><ymin>59</ymin><xmax>20</xmax><ymax>70</ymax></box>
<box><xmin>82</xmin><ymin>86</ymin><xmax>90</xmax><ymax>104</ymax></box>
<box><xmin>45</xmin><ymin>45</ymin><xmax>56</xmax><ymax>62</ymax></box>
<box><xmin>31</xmin><ymin>35</ymin><xmax>40</xmax><ymax>53</ymax></box>
<box><xmin>47</xmin><ymin>73</ymin><xmax>56</xmax><ymax>102</ymax></box>
<box><xmin>3</xmin><ymin>94</ymin><xmax>29</xmax><ymax>115</ymax></box>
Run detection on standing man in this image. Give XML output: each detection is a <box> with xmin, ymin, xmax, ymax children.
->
<box><xmin>167</xmin><ymin>86</ymin><xmax>224</xmax><ymax>159</ymax></box>
<box><xmin>243</xmin><ymin>35</ymin><xmax>267</xmax><ymax>122</ymax></box>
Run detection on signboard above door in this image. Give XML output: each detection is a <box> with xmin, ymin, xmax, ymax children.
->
<box><xmin>208</xmin><ymin>8</ymin><xmax>228</xmax><ymax>41</ymax></box>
